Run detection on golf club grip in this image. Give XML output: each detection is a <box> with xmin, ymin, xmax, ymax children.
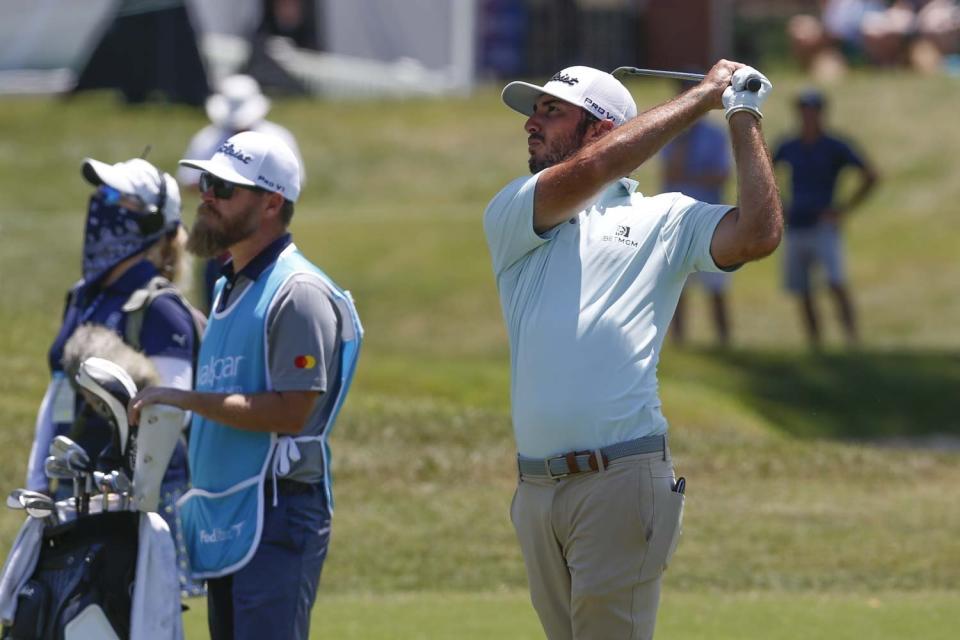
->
<box><xmin>745</xmin><ymin>78</ymin><xmax>762</xmax><ymax>92</ymax></box>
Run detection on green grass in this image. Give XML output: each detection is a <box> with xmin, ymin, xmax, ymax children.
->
<box><xmin>1</xmin><ymin>69</ymin><xmax>959</xmax><ymax>638</ymax></box>
<box><xmin>180</xmin><ymin>590</ymin><xmax>960</xmax><ymax>639</ymax></box>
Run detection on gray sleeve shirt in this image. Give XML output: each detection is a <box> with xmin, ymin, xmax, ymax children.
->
<box><xmin>265</xmin><ymin>272</ymin><xmax>344</xmax><ymax>483</ymax></box>
<box><xmin>266</xmin><ymin>272</ymin><xmax>340</xmax><ymax>394</ymax></box>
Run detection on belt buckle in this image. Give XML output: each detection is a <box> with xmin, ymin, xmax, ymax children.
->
<box><xmin>544</xmin><ymin>455</ymin><xmax>571</xmax><ymax>480</ymax></box>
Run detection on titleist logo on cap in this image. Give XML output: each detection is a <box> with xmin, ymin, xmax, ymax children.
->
<box><xmin>550</xmin><ymin>72</ymin><xmax>579</xmax><ymax>86</ymax></box>
<box><xmin>217</xmin><ymin>142</ymin><xmax>253</xmax><ymax>165</ymax></box>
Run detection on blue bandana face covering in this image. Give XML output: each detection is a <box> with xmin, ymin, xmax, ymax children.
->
<box><xmin>82</xmin><ymin>193</ymin><xmax>156</xmax><ymax>284</ymax></box>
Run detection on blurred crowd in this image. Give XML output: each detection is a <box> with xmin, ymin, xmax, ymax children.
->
<box><xmin>788</xmin><ymin>0</ymin><xmax>960</xmax><ymax>78</ymax></box>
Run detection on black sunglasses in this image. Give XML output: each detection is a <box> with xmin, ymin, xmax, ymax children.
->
<box><xmin>199</xmin><ymin>172</ymin><xmax>266</xmax><ymax>200</ymax></box>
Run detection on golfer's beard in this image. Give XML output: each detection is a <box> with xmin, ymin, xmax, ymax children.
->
<box><xmin>528</xmin><ymin>130</ymin><xmax>585</xmax><ymax>174</ymax></box>
<box><xmin>186</xmin><ymin>203</ymin><xmax>259</xmax><ymax>258</ymax></box>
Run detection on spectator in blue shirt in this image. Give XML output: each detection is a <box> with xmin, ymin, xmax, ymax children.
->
<box><xmin>661</xmin><ymin>106</ymin><xmax>733</xmax><ymax>347</ymax></box>
<box><xmin>773</xmin><ymin>90</ymin><xmax>878</xmax><ymax>347</ymax></box>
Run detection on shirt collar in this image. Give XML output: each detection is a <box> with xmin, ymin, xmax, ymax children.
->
<box><xmin>618</xmin><ymin>177</ymin><xmax>639</xmax><ymax>194</ymax></box>
<box><xmin>221</xmin><ymin>233</ymin><xmax>293</xmax><ymax>283</ymax></box>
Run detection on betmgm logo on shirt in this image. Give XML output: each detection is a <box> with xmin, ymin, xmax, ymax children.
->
<box><xmin>601</xmin><ymin>225</ymin><xmax>639</xmax><ymax>248</ymax></box>
<box><xmin>197</xmin><ymin>354</ymin><xmax>245</xmax><ymax>392</ymax></box>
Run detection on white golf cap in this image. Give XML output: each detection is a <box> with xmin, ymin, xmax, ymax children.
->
<box><xmin>179</xmin><ymin>130</ymin><xmax>301</xmax><ymax>202</ymax></box>
<box><xmin>206</xmin><ymin>74</ymin><xmax>271</xmax><ymax>131</ymax></box>
<box><xmin>502</xmin><ymin>65</ymin><xmax>637</xmax><ymax>127</ymax></box>
<box><xmin>81</xmin><ymin>157</ymin><xmax>182</xmax><ymax>228</ymax></box>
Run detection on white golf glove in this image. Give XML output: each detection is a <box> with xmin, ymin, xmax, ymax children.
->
<box><xmin>722</xmin><ymin>66</ymin><xmax>773</xmax><ymax>121</ymax></box>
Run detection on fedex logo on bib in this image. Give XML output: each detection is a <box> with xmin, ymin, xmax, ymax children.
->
<box><xmin>197</xmin><ymin>354</ymin><xmax>245</xmax><ymax>389</ymax></box>
<box><xmin>200</xmin><ymin>521</ymin><xmax>246</xmax><ymax>544</ymax></box>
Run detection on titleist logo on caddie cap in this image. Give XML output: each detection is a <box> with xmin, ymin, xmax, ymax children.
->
<box><xmin>180</xmin><ymin>130</ymin><xmax>302</xmax><ymax>201</ymax></box>
<box><xmin>217</xmin><ymin>142</ymin><xmax>253</xmax><ymax>164</ymax></box>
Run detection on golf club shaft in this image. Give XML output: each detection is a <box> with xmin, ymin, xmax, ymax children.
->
<box><xmin>612</xmin><ymin>66</ymin><xmax>762</xmax><ymax>92</ymax></box>
<box><xmin>613</xmin><ymin>67</ymin><xmax>705</xmax><ymax>83</ymax></box>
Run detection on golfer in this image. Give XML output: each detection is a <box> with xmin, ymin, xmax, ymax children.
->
<box><xmin>484</xmin><ymin>61</ymin><xmax>782</xmax><ymax>639</ymax></box>
<box><xmin>128</xmin><ymin>131</ymin><xmax>362</xmax><ymax>640</ymax></box>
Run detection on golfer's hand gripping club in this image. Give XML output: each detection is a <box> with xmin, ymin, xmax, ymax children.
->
<box><xmin>721</xmin><ymin>66</ymin><xmax>772</xmax><ymax>121</ymax></box>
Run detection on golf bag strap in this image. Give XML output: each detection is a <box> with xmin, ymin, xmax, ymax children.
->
<box><xmin>122</xmin><ymin>276</ymin><xmax>206</xmax><ymax>361</ymax></box>
<box><xmin>63</xmin><ymin>280</ymin><xmax>84</xmax><ymax>321</ymax></box>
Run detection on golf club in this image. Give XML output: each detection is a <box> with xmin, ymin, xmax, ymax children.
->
<box><xmin>50</xmin><ymin>435</ymin><xmax>91</xmax><ymax>470</ymax></box>
<box><xmin>92</xmin><ymin>470</ymin><xmax>132</xmax><ymax>511</ymax></box>
<box><xmin>8</xmin><ymin>489</ymin><xmax>58</xmax><ymax>524</ymax></box>
<box><xmin>111</xmin><ymin>469</ymin><xmax>132</xmax><ymax>510</ymax></box>
<box><xmin>51</xmin><ymin>435</ymin><xmax>93</xmax><ymax>514</ymax></box>
<box><xmin>612</xmin><ymin>66</ymin><xmax>763</xmax><ymax>92</ymax></box>
<box><xmin>44</xmin><ymin>455</ymin><xmax>75</xmax><ymax>480</ymax></box>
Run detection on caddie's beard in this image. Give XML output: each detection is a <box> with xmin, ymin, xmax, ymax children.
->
<box><xmin>528</xmin><ymin>126</ymin><xmax>588</xmax><ymax>174</ymax></box>
<box><xmin>186</xmin><ymin>201</ymin><xmax>260</xmax><ymax>258</ymax></box>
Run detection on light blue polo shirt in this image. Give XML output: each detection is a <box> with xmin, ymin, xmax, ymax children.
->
<box><xmin>484</xmin><ymin>173</ymin><xmax>733</xmax><ymax>458</ymax></box>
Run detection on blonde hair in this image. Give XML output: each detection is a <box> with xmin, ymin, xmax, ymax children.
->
<box><xmin>146</xmin><ymin>226</ymin><xmax>193</xmax><ymax>293</ymax></box>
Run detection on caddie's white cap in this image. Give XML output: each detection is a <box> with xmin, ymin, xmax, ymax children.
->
<box><xmin>81</xmin><ymin>157</ymin><xmax>182</xmax><ymax>228</ymax></box>
<box><xmin>502</xmin><ymin>66</ymin><xmax>637</xmax><ymax>127</ymax></box>
<box><xmin>179</xmin><ymin>130</ymin><xmax>301</xmax><ymax>202</ymax></box>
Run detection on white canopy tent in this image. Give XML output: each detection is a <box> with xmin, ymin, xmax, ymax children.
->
<box><xmin>0</xmin><ymin>0</ymin><xmax>477</xmax><ymax>98</ymax></box>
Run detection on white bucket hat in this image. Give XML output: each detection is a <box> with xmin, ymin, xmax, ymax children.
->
<box><xmin>206</xmin><ymin>75</ymin><xmax>271</xmax><ymax>131</ymax></box>
<box><xmin>179</xmin><ymin>130</ymin><xmax>301</xmax><ymax>202</ymax></box>
<box><xmin>502</xmin><ymin>66</ymin><xmax>637</xmax><ymax>127</ymax></box>
<box><xmin>81</xmin><ymin>157</ymin><xmax>181</xmax><ymax>229</ymax></box>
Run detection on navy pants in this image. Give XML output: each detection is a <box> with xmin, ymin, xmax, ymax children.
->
<box><xmin>207</xmin><ymin>483</ymin><xmax>331</xmax><ymax>640</ymax></box>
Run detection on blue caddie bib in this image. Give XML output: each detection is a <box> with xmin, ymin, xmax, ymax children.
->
<box><xmin>178</xmin><ymin>244</ymin><xmax>362</xmax><ymax>578</ymax></box>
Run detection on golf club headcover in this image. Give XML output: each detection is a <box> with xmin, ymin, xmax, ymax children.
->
<box><xmin>722</xmin><ymin>66</ymin><xmax>772</xmax><ymax>121</ymax></box>
<box><xmin>132</xmin><ymin>404</ymin><xmax>184</xmax><ymax>513</ymax></box>
<box><xmin>76</xmin><ymin>357</ymin><xmax>138</xmax><ymax>459</ymax></box>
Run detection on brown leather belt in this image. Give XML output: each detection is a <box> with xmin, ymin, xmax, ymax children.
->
<box><xmin>518</xmin><ymin>434</ymin><xmax>666</xmax><ymax>480</ymax></box>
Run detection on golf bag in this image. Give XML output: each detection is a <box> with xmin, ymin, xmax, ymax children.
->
<box><xmin>1</xmin><ymin>356</ymin><xmax>185</xmax><ymax>639</ymax></box>
<box><xmin>3</xmin><ymin>512</ymin><xmax>138</xmax><ymax>640</ymax></box>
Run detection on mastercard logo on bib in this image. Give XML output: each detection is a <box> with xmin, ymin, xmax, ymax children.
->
<box><xmin>294</xmin><ymin>354</ymin><xmax>317</xmax><ymax>369</ymax></box>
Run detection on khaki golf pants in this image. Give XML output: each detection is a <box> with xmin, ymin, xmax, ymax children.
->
<box><xmin>511</xmin><ymin>450</ymin><xmax>684</xmax><ymax>640</ymax></box>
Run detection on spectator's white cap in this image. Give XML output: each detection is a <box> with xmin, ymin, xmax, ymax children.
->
<box><xmin>81</xmin><ymin>157</ymin><xmax>182</xmax><ymax>228</ymax></box>
<box><xmin>179</xmin><ymin>130</ymin><xmax>301</xmax><ymax>202</ymax></box>
<box><xmin>502</xmin><ymin>66</ymin><xmax>637</xmax><ymax>127</ymax></box>
<box><xmin>206</xmin><ymin>74</ymin><xmax>271</xmax><ymax>131</ymax></box>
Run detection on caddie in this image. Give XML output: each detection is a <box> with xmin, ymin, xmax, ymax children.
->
<box><xmin>25</xmin><ymin>154</ymin><xmax>204</xmax><ymax>596</ymax></box>
<box><xmin>484</xmin><ymin>61</ymin><xmax>782</xmax><ymax>639</ymax></box>
<box><xmin>128</xmin><ymin>131</ymin><xmax>363</xmax><ymax>640</ymax></box>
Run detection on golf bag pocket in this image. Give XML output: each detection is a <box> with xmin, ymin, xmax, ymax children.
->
<box><xmin>64</xmin><ymin>604</ymin><xmax>119</xmax><ymax>640</ymax></box>
<box><xmin>5</xmin><ymin>579</ymin><xmax>49</xmax><ymax>640</ymax></box>
<box><xmin>638</xmin><ymin>485</ymin><xmax>684</xmax><ymax>582</ymax></box>
<box><xmin>179</xmin><ymin>480</ymin><xmax>264</xmax><ymax>579</ymax></box>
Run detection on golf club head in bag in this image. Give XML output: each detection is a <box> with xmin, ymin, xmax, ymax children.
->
<box><xmin>50</xmin><ymin>436</ymin><xmax>92</xmax><ymax>473</ymax></box>
<box><xmin>75</xmin><ymin>357</ymin><xmax>138</xmax><ymax>469</ymax></box>
<box><xmin>7</xmin><ymin>488</ymin><xmax>57</xmax><ymax>524</ymax></box>
<box><xmin>44</xmin><ymin>455</ymin><xmax>76</xmax><ymax>481</ymax></box>
<box><xmin>132</xmin><ymin>404</ymin><xmax>185</xmax><ymax>512</ymax></box>
<box><xmin>7</xmin><ymin>489</ymin><xmax>50</xmax><ymax>512</ymax></box>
